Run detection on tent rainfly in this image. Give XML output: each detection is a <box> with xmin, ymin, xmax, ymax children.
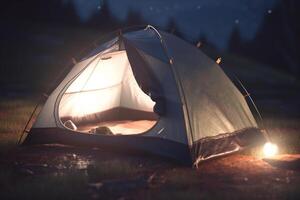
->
<box><xmin>22</xmin><ymin>25</ymin><xmax>266</xmax><ymax>166</ymax></box>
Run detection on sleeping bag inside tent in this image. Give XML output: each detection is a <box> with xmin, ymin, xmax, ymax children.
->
<box><xmin>23</xmin><ymin>26</ymin><xmax>266</xmax><ymax>166</ymax></box>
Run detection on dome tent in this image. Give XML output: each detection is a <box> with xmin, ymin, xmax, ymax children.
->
<box><xmin>22</xmin><ymin>25</ymin><xmax>265</xmax><ymax>166</ymax></box>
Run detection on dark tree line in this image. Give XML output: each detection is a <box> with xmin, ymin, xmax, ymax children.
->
<box><xmin>0</xmin><ymin>0</ymin><xmax>211</xmax><ymax>44</ymax></box>
<box><xmin>228</xmin><ymin>0</ymin><xmax>300</xmax><ymax>77</ymax></box>
<box><xmin>0</xmin><ymin>0</ymin><xmax>79</xmax><ymax>25</ymax></box>
<box><xmin>0</xmin><ymin>0</ymin><xmax>149</xmax><ymax>31</ymax></box>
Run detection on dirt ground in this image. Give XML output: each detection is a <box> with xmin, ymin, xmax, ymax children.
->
<box><xmin>0</xmin><ymin>143</ymin><xmax>299</xmax><ymax>200</ymax></box>
<box><xmin>0</xmin><ymin>61</ymin><xmax>299</xmax><ymax>199</ymax></box>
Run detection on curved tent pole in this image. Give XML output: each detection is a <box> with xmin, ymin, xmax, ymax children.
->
<box><xmin>218</xmin><ymin>59</ymin><xmax>270</xmax><ymax>142</ymax></box>
<box><xmin>146</xmin><ymin>25</ymin><xmax>270</xmax><ymax>165</ymax></box>
<box><xmin>36</xmin><ymin>25</ymin><xmax>148</xmax><ymax>96</ymax></box>
<box><xmin>211</xmin><ymin>56</ymin><xmax>266</xmax><ymax>136</ymax></box>
<box><xmin>144</xmin><ymin>25</ymin><xmax>163</xmax><ymax>38</ymax></box>
<box><xmin>231</xmin><ymin>75</ymin><xmax>271</xmax><ymax>142</ymax></box>
<box><xmin>145</xmin><ymin>25</ymin><xmax>195</xmax><ymax>159</ymax></box>
<box><xmin>17</xmin><ymin>93</ymin><xmax>48</xmax><ymax>145</ymax></box>
<box><xmin>17</xmin><ymin>54</ymin><xmax>77</xmax><ymax>145</ymax></box>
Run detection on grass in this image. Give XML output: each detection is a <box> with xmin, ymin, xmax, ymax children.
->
<box><xmin>0</xmin><ymin>97</ymin><xmax>37</xmax><ymax>152</ymax></box>
<box><xmin>263</xmin><ymin>118</ymin><xmax>300</xmax><ymax>154</ymax></box>
<box><xmin>0</xmin><ymin>73</ymin><xmax>299</xmax><ymax>200</ymax></box>
<box><xmin>0</xmin><ymin>98</ymin><xmax>35</xmax><ymax>134</ymax></box>
<box><xmin>0</xmin><ymin>22</ymin><xmax>299</xmax><ymax>199</ymax></box>
<box><xmin>0</xmin><ymin>97</ymin><xmax>144</xmax><ymax>199</ymax></box>
<box><xmin>242</xmin><ymin>117</ymin><xmax>300</xmax><ymax>158</ymax></box>
<box><xmin>0</xmin><ymin>97</ymin><xmax>300</xmax><ymax>199</ymax></box>
<box><xmin>87</xmin><ymin>160</ymin><xmax>138</xmax><ymax>182</ymax></box>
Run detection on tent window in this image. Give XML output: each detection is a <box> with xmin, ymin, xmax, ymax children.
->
<box><xmin>58</xmin><ymin>50</ymin><xmax>158</xmax><ymax>135</ymax></box>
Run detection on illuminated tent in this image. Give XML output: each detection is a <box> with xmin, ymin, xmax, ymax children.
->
<box><xmin>23</xmin><ymin>26</ymin><xmax>265</xmax><ymax>166</ymax></box>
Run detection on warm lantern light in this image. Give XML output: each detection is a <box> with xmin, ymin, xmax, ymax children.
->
<box><xmin>263</xmin><ymin>142</ymin><xmax>278</xmax><ymax>158</ymax></box>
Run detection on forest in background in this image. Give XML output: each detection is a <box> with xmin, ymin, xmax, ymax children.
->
<box><xmin>0</xmin><ymin>0</ymin><xmax>299</xmax><ymax>93</ymax></box>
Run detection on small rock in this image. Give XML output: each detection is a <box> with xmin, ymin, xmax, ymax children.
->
<box><xmin>286</xmin><ymin>177</ymin><xmax>290</xmax><ymax>183</ymax></box>
<box><xmin>18</xmin><ymin>168</ymin><xmax>34</xmax><ymax>176</ymax></box>
<box><xmin>88</xmin><ymin>182</ymin><xmax>104</xmax><ymax>190</ymax></box>
<box><xmin>147</xmin><ymin>173</ymin><xmax>157</xmax><ymax>183</ymax></box>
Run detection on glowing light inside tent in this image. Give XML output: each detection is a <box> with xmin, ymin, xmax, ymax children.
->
<box><xmin>72</xmin><ymin>94</ymin><xmax>107</xmax><ymax>117</ymax></box>
<box><xmin>263</xmin><ymin>142</ymin><xmax>278</xmax><ymax>158</ymax></box>
<box><xmin>59</xmin><ymin>51</ymin><xmax>155</xmax><ymax>119</ymax></box>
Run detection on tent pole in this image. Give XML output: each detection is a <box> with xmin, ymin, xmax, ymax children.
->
<box><xmin>145</xmin><ymin>25</ymin><xmax>196</xmax><ymax>162</ymax></box>
<box><xmin>232</xmin><ymin>75</ymin><xmax>271</xmax><ymax>142</ymax></box>
<box><xmin>216</xmin><ymin>58</ymin><xmax>270</xmax><ymax>141</ymax></box>
<box><xmin>17</xmin><ymin>93</ymin><xmax>47</xmax><ymax>145</ymax></box>
<box><xmin>18</xmin><ymin>59</ymin><xmax>75</xmax><ymax>145</ymax></box>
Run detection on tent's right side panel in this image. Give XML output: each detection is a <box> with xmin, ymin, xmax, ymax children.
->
<box><xmin>162</xmin><ymin>32</ymin><xmax>265</xmax><ymax>163</ymax></box>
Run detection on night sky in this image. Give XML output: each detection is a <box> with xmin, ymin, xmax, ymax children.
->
<box><xmin>66</xmin><ymin>0</ymin><xmax>278</xmax><ymax>48</ymax></box>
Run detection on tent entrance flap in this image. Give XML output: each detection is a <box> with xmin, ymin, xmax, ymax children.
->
<box><xmin>58</xmin><ymin>50</ymin><xmax>158</xmax><ymax>135</ymax></box>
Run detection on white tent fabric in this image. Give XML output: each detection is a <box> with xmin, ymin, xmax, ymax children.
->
<box><xmin>59</xmin><ymin>51</ymin><xmax>155</xmax><ymax>118</ymax></box>
<box><xmin>25</xmin><ymin>27</ymin><xmax>265</xmax><ymax>165</ymax></box>
<box><xmin>31</xmin><ymin>27</ymin><xmax>260</xmax><ymax>146</ymax></box>
<box><xmin>33</xmin><ymin>42</ymin><xmax>119</xmax><ymax>128</ymax></box>
<box><xmin>161</xmin><ymin>32</ymin><xmax>257</xmax><ymax>143</ymax></box>
<box><xmin>33</xmin><ymin>54</ymin><xmax>99</xmax><ymax>128</ymax></box>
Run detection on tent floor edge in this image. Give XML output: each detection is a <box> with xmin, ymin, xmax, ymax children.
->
<box><xmin>192</xmin><ymin>127</ymin><xmax>266</xmax><ymax>166</ymax></box>
<box><xmin>22</xmin><ymin>127</ymin><xmax>192</xmax><ymax>166</ymax></box>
